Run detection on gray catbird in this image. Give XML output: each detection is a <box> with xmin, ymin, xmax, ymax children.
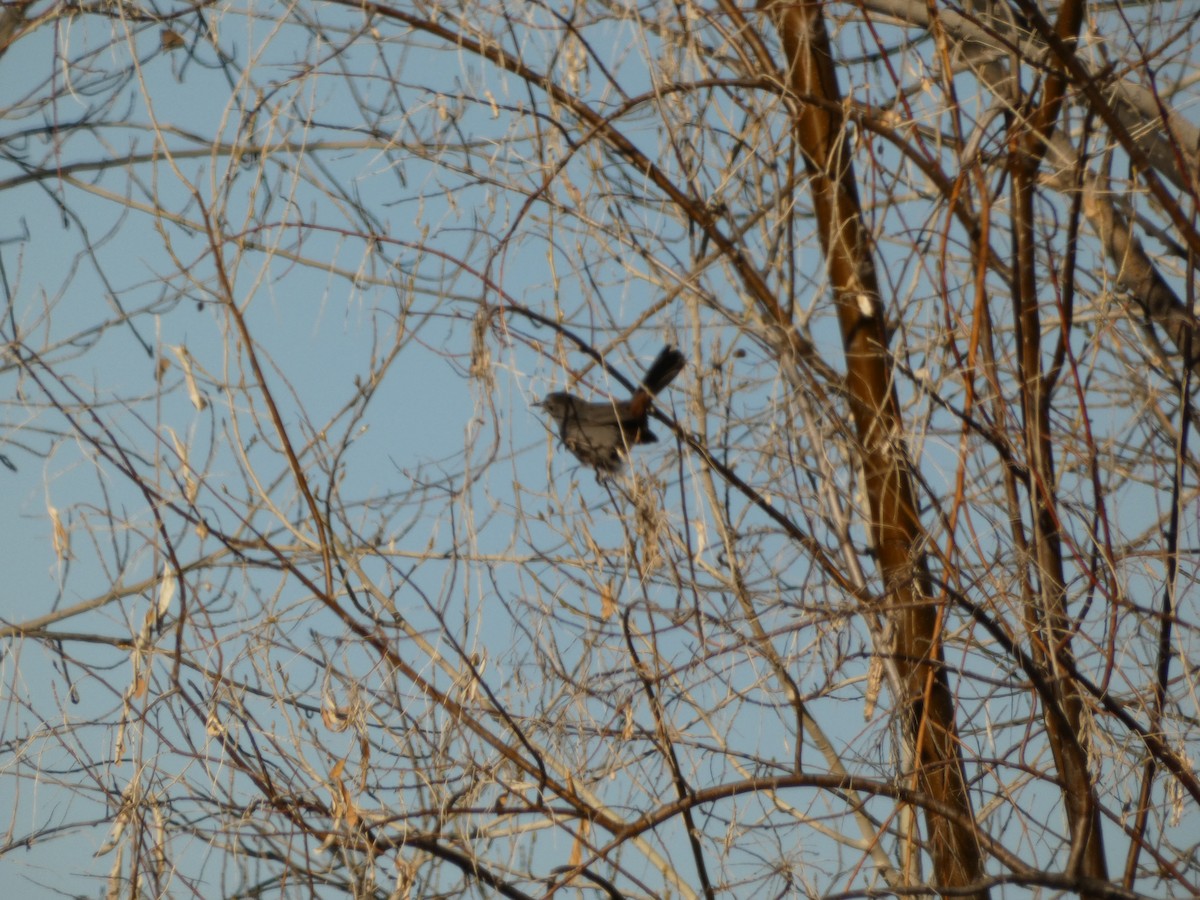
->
<box><xmin>537</xmin><ymin>345</ymin><xmax>685</xmax><ymax>473</ymax></box>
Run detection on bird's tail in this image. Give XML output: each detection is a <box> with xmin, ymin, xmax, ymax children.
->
<box><xmin>639</xmin><ymin>346</ymin><xmax>685</xmax><ymax>396</ymax></box>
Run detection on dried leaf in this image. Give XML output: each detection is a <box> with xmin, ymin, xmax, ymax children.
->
<box><xmin>48</xmin><ymin>504</ymin><xmax>71</xmax><ymax>562</ymax></box>
<box><xmin>152</xmin><ymin>801</ymin><xmax>167</xmax><ymax>878</ymax></box>
<box><xmin>568</xmin><ymin>818</ymin><xmax>589</xmax><ymax>869</ymax></box>
<box><xmin>157</xmin><ymin>564</ymin><xmax>176</xmax><ymax>617</ymax></box>
<box><xmin>206</xmin><ymin>709</ymin><xmax>225</xmax><ymax>737</ymax></box>
<box><xmin>95</xmin><ymin>790</ymin><xmax>132</xmax><ymax>857</ymax></box>
<box><xmin>166</xmin><ymin>427</ymin><xmax>199</xmax><ymax>504</ymax></box>
<box><xmin>359</xmin><ymin>733</ymin><xmax>371</xmax><ymax>789</ymax></box>
<box><xmin>321</xmin><ymin>695</ymin><xmax>352</xmax><ymax>732</ymax></box>
<box><xmin>113</xmin><ymin>714</ymin><xmax>127</xmax><ymax>764</ymax></box>
<box><xmin>600</xmin><ymin>581</ymin><xmax>617</xmax><ymax>620</ymax></box>
<box><xmin>864</xmin><ymin>652</ymin><xmax>882</xmax><ymax>719</ymax></box>
<box><xmin>693</xmin><ymin>517</ymin><xmax>707</xmax><ymax>564</ymax></box>
<box><xmin>170</xmin><ymin>344</ymin><xmax>207</xmax><ymax>411</ymax></box>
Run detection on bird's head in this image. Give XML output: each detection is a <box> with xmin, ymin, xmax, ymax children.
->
<box><xmin>536</xmin><ymin>392</ymin><xmax>572</xmax><ymax>417</ymax></box>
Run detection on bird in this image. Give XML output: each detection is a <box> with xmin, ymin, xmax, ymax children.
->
<box><xmin>536</xmin><ymin>345</ymin><xmax>685</xmax><ymax>474</ymax></box>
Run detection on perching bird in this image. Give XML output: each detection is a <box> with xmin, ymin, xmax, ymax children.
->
<box><xmin>536</xmin><ymin>345</ymin><xmax>685</xmax><ymax>473</ymax></box>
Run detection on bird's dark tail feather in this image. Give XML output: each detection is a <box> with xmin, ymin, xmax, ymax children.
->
<box><xmin>640</xmin><ymin>346</ymin><xmax>685</xmax><ymax>396</ymax></box>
